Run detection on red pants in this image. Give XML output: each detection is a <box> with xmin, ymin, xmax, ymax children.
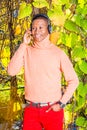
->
<box><xmin>23</xmin><ymin>105</ymin><xmax>64</xmax><ymax>130</ymax></box>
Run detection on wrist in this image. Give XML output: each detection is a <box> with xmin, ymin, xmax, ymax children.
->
<box><xmin>56</xmin><ymin>101</ymin><xmax>66</xmax><ymax>108</ymax></box>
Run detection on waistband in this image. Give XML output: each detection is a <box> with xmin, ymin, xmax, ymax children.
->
<box><xmin>25</xmin><ymin>100</ymin><xmax>55</xmax><ymax>107</ymax></box>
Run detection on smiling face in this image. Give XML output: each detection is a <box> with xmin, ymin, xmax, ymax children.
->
<box><xmin>31</xmin><ymin>18</ymin><xmax>49</xmax><ymax>42</ymax></box>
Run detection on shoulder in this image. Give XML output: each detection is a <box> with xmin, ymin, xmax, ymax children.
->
<box><xmin>51</xmin><ymin>43</ymin><xmax>65</xmax><ymax>55</ymax></box>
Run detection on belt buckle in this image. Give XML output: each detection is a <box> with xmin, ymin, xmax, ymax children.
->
<box><xmin>35</xmin><ymin>103</ymin><xmax>47</xmax><ymax>107</ymax></box>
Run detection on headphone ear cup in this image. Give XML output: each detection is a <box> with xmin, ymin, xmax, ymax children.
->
<box><xmin>48</xmin><ymin>25</ymin><xmax>52</xmax><ymax>34</ymax></box>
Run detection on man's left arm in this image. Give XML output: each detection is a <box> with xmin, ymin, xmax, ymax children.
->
<box><xmin>59</xmin><ymin>51</ymin><xmax>79</xmax><ymax>105</ymax></box>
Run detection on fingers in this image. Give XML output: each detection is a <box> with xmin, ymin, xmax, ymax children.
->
<box><xmin>25</xmin><ymin>30</ymin><xmax>32</xmax><ymax>37</ymax></box>
<box><xmin>46</xmin><ymin>107</ymin><xmax>52</xmax><ymax>113</ymax></box>
<box><xmin>23</xmin><ymin>29</ymin><xmax>33</xmax><ymax>44</ymax></box>
<box><xmin>26</xmin><ymin>29</ymin><xmax>32</xmax><ymax>35</ymax></box>
<box><xmin>46</xmin><ymin>104</ymin><xmax>61</xmax><ymax>113</ymax></box>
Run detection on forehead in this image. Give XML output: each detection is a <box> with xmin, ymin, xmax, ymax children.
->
<box><xmin>32</xmin><ymin>18</ymin><xmax>48</xmax><ymax>26</ymax></box>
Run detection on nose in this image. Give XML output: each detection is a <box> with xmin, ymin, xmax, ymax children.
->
<box><xmin>35</xmin><ymin>28</ymin><xmax>39</xmax><ymax>33</ymax></box>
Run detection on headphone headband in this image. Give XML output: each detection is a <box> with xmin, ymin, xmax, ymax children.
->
<box><xmin>32</xmin><ymin>14</ymin><xmax>50</xmax><ymax>22</ymax></box>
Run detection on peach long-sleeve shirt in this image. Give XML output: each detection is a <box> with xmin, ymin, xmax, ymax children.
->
<box><xmin>7</xmin><ymin>35</ymin><xmax>79</xmax><ymax>104</ymax></box>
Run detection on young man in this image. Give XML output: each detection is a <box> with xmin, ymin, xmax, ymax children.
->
<box><xmin>7</xmin><ymin>14</ymin><xmax>79</xmax><ymax>130</ymax></box>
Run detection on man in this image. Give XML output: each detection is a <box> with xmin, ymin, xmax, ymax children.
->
<box><xmin>7</xmin><ymin>14</ymin><xmax>79</xmax><ymax>130</ymax></box>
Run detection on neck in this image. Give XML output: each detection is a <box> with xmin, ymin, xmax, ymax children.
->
<box><xmin>32</xmin><ymin>34</ymin><xmax>52</xmax><ymax>49</ymax></box>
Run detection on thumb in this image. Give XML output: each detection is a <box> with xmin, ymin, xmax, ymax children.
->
<box><xmin>46</xmin><ymin>107</ymin><xmax>52</xmax><ymax>113</ymax></box>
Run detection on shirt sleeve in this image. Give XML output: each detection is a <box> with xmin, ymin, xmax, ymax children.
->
<box><xmin>60</xmin><ymin>51</ymin><xmax>79</xmax><ymax>104</ymax></box>
<box><xmin>7</xmin><ymin>43</ymin><xmax>27</xmax><ymax>76</ymax></box>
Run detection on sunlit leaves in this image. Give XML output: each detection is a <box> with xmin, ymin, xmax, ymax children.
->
<box><xmin>52</xmin><ymin>0</ymin><xmax>69</xmax><ymax>6</ymax></box>
<box><xmin>1</xmin><ymin>47</ymin><xmax>10</xmax><ymax>58</ymax></box>
<box><xmin>13</xmin><ymin>102</ymin><xmax>21</xmax><ymax>112</ymax></box>
<box><xmin>76</xmin><ymin>4</ymin><xmax>87</xmax><ymax>16</ymax></box>
<box><xmin>32</xmin><ymin>0</ymin><xmax>49</xmax><ymax>8</ymax></box>
<box><xmin>74</xmin><ymin>82</ymin><xmax>87</xmax><ymax>112</ymax></box>
<box><xmin>64</xmin><ymin>20</ymin><xmax>79</xmax><ymax>33</ymax></box>
<box><xmin>1</xmin><ymin>58</ymin><xmax>9</xmax><ymax>68</ymax></box>
<box><xmin>52</xmin><ymin>0</ymin><xmax>59</xmax><ymax>5</ymax></box>
<box><xmin>48</xmin><ymin>7</ymin><xmax>65</xmax><ymax>26</ymax></box>
<box><xmin>18</xmin><ymin>2</ymin><xmax>32</xmax><ymax>19</ymax></box>
<box><xmin>14</xmin><ymin>20</ymin><xmax>30</xmax><ymax>36</ymax></box>
<box><xmin>74</xmin><ymin>11</ymin><xmax>87</xmax><ymax>31</ymax></box>
<box><xmin>76</xmin><ymin>96</ymin><xmax>85</xmax><ymax>111</ymax></box>
<box><xmin>80</xmin><ymin>19</ymin><xmax>87</xmax><ymax>31</ymax></box>
<box><xmin>78</xmin><ymin>0</ymin><xmax>85</xmax><ymax>8</ymax></box>
<box><xmin>74</xmin><ymin>14</ymin><xmax>83</xmax><ymax>26</ymax></box>
<box><xmin>23</xmin><ymin>20</ymin><xmax>29</xmax><ymax>30</ymax></box>
<box><xmin>59</xmin><ymin>32</ymin><xmax>78</xmax><ymax>48</ymax></box>
<box><xmin>72</xmin><ymin>46</ymin><xmax>86</xmax><ymax>59</ymax></box>
<box><xmin>78</xmin><ymin>60</ymin><xmax>87</xmax><ymax>74</ymax></box>
<box><xmin>14</xmin><ymin>24</ymin><xmax>21</xmax><ymax>35</ymax></box>
<box><xmin>50</xmin><ymin>32</ymin><xmax>60</xmax><ymax>44</ymax></box>
<box><xmin>76</xmin><ymin>116</ymin><xmax>86</xmax><ymax>127</ymax></box>
<box><xmin>77</xmin><ymin>82</ymin><xmax>87</xmax><ymax>97</ymax></box>
<box><xmin>64</xmin><ymin>110</ymin><xmax>73</xmax><ymax>124</ymax></box>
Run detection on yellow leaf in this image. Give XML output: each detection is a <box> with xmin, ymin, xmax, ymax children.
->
<box><xmin>52</xmin><ymin>0</ymin><xmax>59</xmax><ymax>5</ymax></box>
<box><xmin>14</xmin><ymin>24</ymin><xmax>21</xmax><ymax>35</ymax></box>
<box><xmin>64</xmin><ymin>110</ymin><xmax>73</xmax><ymax>124</ymax></box>
<box><xmin>50</xmin><ymin>32</ymin><xmax>60</xmax><ymax>44</ymax></box>
<box><xmin>18</xmin><ymin>2</ymin><xmax>32</xmax><ymax>19</ymax></box>
<box><xmin>23</xmin><ymin>20</ymin><xmax>28</xmax><ymax>30</ymax></box>
<box><xmin>1</xmin><ymin>58</ymin><xmax>8</xmax><ymax>67</ymax></box>
<box><xmin>33</xmin><ymin>0</ymin><xmax>49</xmax><ymax>8</ymax></box>
<box><xmin>1</xmin><ymin>48</ymin><xmax>10</xmax><ymax>58</ymax></box>
<box><xmin>51</xmin><ymin>15</ymin><xmax>66</xmax><ymax>26</ymax></box>
<box><xmin>13</xmin><ymin>102</ymin><xmax>21</xmax><ymax>112</ymax></box>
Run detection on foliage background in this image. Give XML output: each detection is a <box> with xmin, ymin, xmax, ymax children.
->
<box><xmin>0</xmin><ymin>0</ymin><xmax>87</xmax><ymax>129</ymax></box>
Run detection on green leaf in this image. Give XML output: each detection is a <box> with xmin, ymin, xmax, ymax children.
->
<box><xmin>85</xmin><ymin>108</ymin><xmax>87</xmax><ymax>115</ymax></box>
<box><xmin>47</xmin><ymin>7</ymin><xmax>65</xmax><ymax>25</ymax></box>
<box><xmin>77</xmin><ymin>96</ymin><xmax>85</xmax><ymax>108</ymax></box>
<box><xmin>78</xmin><ymin>0</ymin><xmax>85</xmax><ymax>8</ymax></box>
<box><xmin>65</xmin><ymin>104</ymin><xmax>73</xmax><ymax>112</ymax></box>
<box><xmin>74</xmin><ymin>14</ymin><xmax>83</xmax><ymax>26</ymax></box>
<box><xmin>54</xmin><ymin>0</ymin><xmax>69</xmax><ymax>5</ymax></box>
<box><xmin>76</xmin><ymin>116</ymin><xmax>85</xmax><ymax>127</ymax></box>
<box><xmin>60</xmin><ymin>32</ymin><xmax>66</xmax><ymax>44</ymax></box>
<box><xmin>79</xmin><ymin>128</ymin><xmax>85</xmax><ymax>130</ymax></box>
<box><xmin>18</xmin><ymin>2</ymin><xmax>32</xmax><ymax>19</ymax></box>
<box><xmin>64</xmin><ymin>33</ymin><xmax>78</xmax><ymax>48</ymax></box>
<box><xmin>64</xmin><ymin>20</ymin><xmax>79</xmax><ymax>33</ymax></box>
<box><xmin>71</xmin><ymin>33</ymin><xmax>78</xmax><ymax>47</ymax></box>
<box><xmin>81</xmin><ymin>19</ymin><xmax>87</xmax><ymax>31</ymax></box>
<box><xmin>79</xmin><ymin>60</ymin><xmax>87</xmax><ymax>74</ymax></box>
<box><xmin>65</xmin><ymin>34</ymin><xmax>72</xmax><ymax>47</ymax></box>
<box><xmin>81</xmin><ymin>5</ymin><xmax>87</xmax><ymax>15</ymax></box>
<box><xmin>32</xmin><ymin>0</ymin><xmax>49</xmax><ymax>8</ymax></box>
<box><xmin>72</xmin><ymin>46</ymin><xmax>86</xmax><ymax>59</ymax></box>
<box><xmin>84</xmin><ymin>120</ymin><xmax>87</xmax><ymax>128</ymax></box>
<box><xmin>48</xmin><ymin>5</ymin><xmax>63</xmax><ymax>16</ymax></box>
<box><xmin>77</xmin><ymin>82</ymin><xmax>87</xmax><ymax>97</ymax></box>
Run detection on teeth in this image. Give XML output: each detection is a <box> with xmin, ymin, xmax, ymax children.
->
<box><xmin>35</xmin><ymin>35</ymin><xmax>40</xmax><ymax>38</ymax></box>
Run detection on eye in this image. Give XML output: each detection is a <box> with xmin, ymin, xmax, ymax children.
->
<box><xmin>32</xmin><ymin>27</ymin><xmax>35</xmax><ymax>30</ymax></box>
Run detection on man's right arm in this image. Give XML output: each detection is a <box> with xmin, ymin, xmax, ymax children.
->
<box><xmin>7</xmin><ymin>43</ymin><xmax>27</xmax><ymax>76</ymax></box>
<box><xmin>7</xmin><ymin>30</ymin><xmax>32</xmax><ymax>76</ymax></box>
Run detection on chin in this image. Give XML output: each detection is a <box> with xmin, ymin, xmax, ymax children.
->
<box><xmin>34</xmin><ymin>38</ymin><xmax>43</xmax><ymax>42</ymax></box>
